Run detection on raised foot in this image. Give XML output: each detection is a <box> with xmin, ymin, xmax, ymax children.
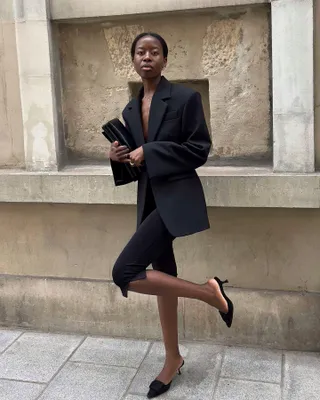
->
<box><xmin>206</xmin><ymin>279</ymin><xmax>229</xmax><ymax>313</ymax></box>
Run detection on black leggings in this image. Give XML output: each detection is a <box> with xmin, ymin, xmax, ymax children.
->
<box><xmin>112</xmin><ymin>205</ymin><xmax>177</xmax><ymax>298</ymax></box>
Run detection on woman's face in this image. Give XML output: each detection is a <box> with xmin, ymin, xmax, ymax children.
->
<box><xmin>132</xmin><ymin>36</ymin><xmax>167</xmax><ymax>79</ymax></box>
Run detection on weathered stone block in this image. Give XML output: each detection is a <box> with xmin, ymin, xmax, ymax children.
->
<box><xmin>0</xmin><ymin>0</ymin><xmax>14</xmax><ymax>21</ymax></box>
<box><xmin>2</xmin><ymin>204</ymin><xmax>320</xmax><ymax>293</ymax></box>
<box><xmin>1</xmin><ymin>275</ymin><xmax>320</xmax><ymax>351</ymax></box>
<box><xmin>15</xmin><ymin>21</ymin><xmax>51</xmax><ymax>76</ymax></box>
<box><xmin>19</xmin><ymin>75</ymin><xmax>59</xmax><ymax>170</ymax></box>
<box><xmin>16</xmin><ymin>0</ymin><xmax>49</xmax><ymax>22</ymax></box>
<box><xmin>0</xmin><ymin>21</ymin><xmax>24</xmax><ymax>167</ymax></box>
<box><xmin>315</xmin><ymin>0</ymin><xmax>320</xmax><ymax>168</ymax></box>
<box><xmin>272</xmin><ymin>0</ymin><xmax>314</xmax><ymax>172</ymax></box>
<box><xmin>50</xmin><ymin>0</ymin><xmax>270</xmax><ymax>20</ymax></box>
<box><xmin>0</xmin><ymin>276</ymin><xmax>184</xmax><ymax>340</ymax></box>
<box><xmin>184</xmin><ymin>289</ymin><xmax>320</xmax><ymax>351</ymax></box>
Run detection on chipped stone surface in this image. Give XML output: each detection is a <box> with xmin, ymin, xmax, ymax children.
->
<box><xmin>104</xmin><ymin>24</ymin><xmax>144</xmax><ymax>80</ymax></box>
<box><xmin>202</xmin><ymin>19</ymin><xmax>242</xmax><ymax>76</ymax></box>
<box><xmin>64</xmin><ymin>86</ymin><xmax>129</xmax><ymax>160</ymax></box>
<box><xmin>59</xmin><ymin>6</ymin><xmax>270</xmax><ymax>161</ymax></box>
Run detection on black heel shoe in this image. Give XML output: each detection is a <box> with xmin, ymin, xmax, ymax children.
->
<box><xmin>147</xmin><ymin>360</ymin><xmax>184</xmax><ymax>399</ymax></box>
<box><xmin>214</xmin><ymin>277</ymin><xmax>234</xmax><ymax>328</ymax></box>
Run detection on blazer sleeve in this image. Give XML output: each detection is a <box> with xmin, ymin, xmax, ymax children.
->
<box><xmin>143</xmin><ymin>92</ymin><xmax>212</xmax><ymax>179</ymax></box>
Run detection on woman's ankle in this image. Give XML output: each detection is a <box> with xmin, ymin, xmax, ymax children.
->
<box><xmin>165</xmin><ymin>353</ymin><xmax>183</xmax><ymax>363</ymax></box>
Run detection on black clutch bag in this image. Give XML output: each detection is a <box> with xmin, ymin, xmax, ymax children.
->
<box><xmin>102</xmin><ymin>118</ymin><xmax>141</xmax><ymax>186</ymax></box>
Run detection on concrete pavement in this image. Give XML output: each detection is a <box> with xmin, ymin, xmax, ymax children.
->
<box><xmin>0</xmin><ymin>329</ymin><xmax>319</xmax><ymax>400</ymax></box>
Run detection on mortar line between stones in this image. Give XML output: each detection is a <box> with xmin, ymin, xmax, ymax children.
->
<box><xmin>34</xmin><ymin>334</ymin><xmax>87</xmax><ymax>400</ymax></box>
<box><xmin>280</xmin><ymin>351</ymin><xmax>285</xmax><ymax>400</ymax></box>
<box><xmin>3</xmin><ymin>273</ymin><xmax>319</xmax><ymax>297</ymax></box>
<box><xmin>121</xmin><ymin>340</ymin><xmax>153</xmax><ymax>400</ymax></box>
<box><xmin>0</xmin><ymin>329</ymin><xmax>24</xmax><ymax>355</ymax></box>
<box><xmin>0</xmin><ymin>273</ymin><xmax>112</xmax><ymax>284</ymax></box>
<box><xmin>212</xmin><ymin>345</ymin><xmax>226</xmax><ymax>400</ymax></box>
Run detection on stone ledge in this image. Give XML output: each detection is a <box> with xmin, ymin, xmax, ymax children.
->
<box><xmin>0</xmin><ymin>166</ymin><xmax>320</xmax><ymax>208</ymax></box>
<box><xmin>50</xmin><ymin>0</ymin><xmax>270</xmax><ymax>21</ymax></box>
<box><xmin>1</xmin><ymin>274</ymin><xmax>319</xmax><ymax>350</ymax></box>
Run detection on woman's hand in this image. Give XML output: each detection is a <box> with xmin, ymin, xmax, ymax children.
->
<box><xmin>129</xmin><ymin>146</ymin><xmax>144</xmax><ymax>166</ymax></box>
<box><xmin>109</xmin><ymin>141</ymin><xmax>129</xmax><ymax>163</ymax></box>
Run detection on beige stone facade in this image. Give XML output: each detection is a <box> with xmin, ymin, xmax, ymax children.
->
<box><xmin>0</xmin><ymin>8</ymin><xmax>24</xmax><ymax>168</ymax></box>
<box><xmin>0</xmin><ymin>0</ymin><xmax>319</xmax><ymax>351</ymax></box>
<box><xmin>316</xmin><ymin>0</ymin><xmax>320</xmax><ymax>167</ymax></box>
<box><xmin>60</xmin><ymin>7</ymin><xmax>270</xmax><ymax>162</ymax></box>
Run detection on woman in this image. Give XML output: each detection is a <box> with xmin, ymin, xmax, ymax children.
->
<box><xmin>109</xmin><ymin>32</ymin><xmax>234</xmax><ymax>399</ymax></box>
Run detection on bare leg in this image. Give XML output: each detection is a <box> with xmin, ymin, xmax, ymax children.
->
<box><xmin>156</xmin><ymin>295</ymin><xmax>183</xmax><ymax>384</ymax></box>
<box><xmin>129</xmin><ymin>270</ymin><xmax>228</xmax><ymax>312</ymax></box>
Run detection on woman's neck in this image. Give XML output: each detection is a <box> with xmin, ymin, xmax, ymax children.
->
<box><xmin>142</xmin><ymin>75</ymin><xmax>162</xmax><ymax>97</ymax></box>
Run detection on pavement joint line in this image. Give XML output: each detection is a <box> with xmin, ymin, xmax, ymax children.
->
<box><xmin>34</xmin><ymin>334</ymin><xmax>87</xmax><ymax>400</ymax></box>
<box><xmin>122</xmin><ymin>340</ymin><xmax>154</xmax><ymax>400</ymax></box>
<box><xmin>218</xmin><ymin>376</ymin><xmax>282</xmax><ymax>386</ymax></box>
<box><xmin>68</xmin><ymin>360</ymin><xmax>138</xmax><ymax>370</ymax></box>
<box><xmin>281</xmin><ymin>351</ymin><xmax>286</xmax><ymax>400</ymax></box>
<box><xmin>0</xmin><ymin>377</ymin><xmax>46</xmax><ymax>385</ymax></box>
<box><xmin>212</xmin><ymin>345</ymin><xmax>226</xmax><ymax>400</ymax></box>
<box><xmin>0</xmin><ymin>330</ymin><xmax>24</xmax><ymax>355</ymax></box>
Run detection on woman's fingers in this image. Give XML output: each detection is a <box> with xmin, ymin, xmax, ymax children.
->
<box><xmin>116</xmin><ymin>148</ymin><xmax>129</xmax><ymax>156</ymax></box>
<box><xmin>115</xmin><ymin>145</ymin><xmax>128</xmax><ymax>153</ymax></box>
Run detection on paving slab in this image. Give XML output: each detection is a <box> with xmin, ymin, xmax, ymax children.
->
<box><xmin>0</xmin><ymin>379</ymin><xmax>45</xmax><ymax>400</ymax></box>
<box><xmin>221</xmin><ymin>346</ymin><xmax>282</xmax><ymax>383</ymax></box>
<box><xmin>38</xmin><ymin>362</ymin><xmax>136</xmax><ymax>400</ymax></box>
<box><xmin>283</xmin><ymin>351</ymin><xmax>320</xmax><ymax>400</ymax></box>
<box><xmin>0</xmin><ymin>332</ymin><xmax>83</xmax><ymax>382</ymax></box>
<box><xmin>128</xmin><ymin>342</ymin><xmax>223</xmax><ymax>399</ymax></box>
<box><xmin>0</xmin><ymin>330</ymin><xmax>22</xmax><ymax>352</ymax></box>
<box><xmin>215</xmin><ymin>378</ymin><xmax>281</xmax><ymax>400</ymax></box>
<box><xmin>71</xmin><ymin>337</ymin><xmax>150</xmax><ymax>368</ymax></box>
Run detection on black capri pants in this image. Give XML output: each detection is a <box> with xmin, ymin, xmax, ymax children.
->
<box><xmin>112</xmin><ymin>184</ymin><xmax>177</xmax><ymax>297</ymax></box>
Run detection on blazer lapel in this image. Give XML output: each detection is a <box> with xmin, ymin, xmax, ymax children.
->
<box><xmin>126</xmin><ymin>98</ymin><xmax>145</xmax><ymax>147</ymax></box>
<box><xmin>147</xmin><ymin>76</ymin><xmax>172</xmax><ymax>143</ymax></box>
<box><xmin>125</xmin><ymin>76</ymin><xmax>172</xmax><ymax>145</ymax></box>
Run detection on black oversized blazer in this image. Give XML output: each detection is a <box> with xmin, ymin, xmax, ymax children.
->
<box><xmin>112</xmin><ymin>76</ymin><xmax>212</xmax><ymax>237</ymax></box>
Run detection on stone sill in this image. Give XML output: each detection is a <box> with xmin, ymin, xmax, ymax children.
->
<box><xmin>50</xmin><ymin>0</ymin><xmax>270</xmax><ymax>21</ymax></box>
<box><xmin>0</xmin><ymin>166</ymin><xmax>319</xmax><ymax>208</ymax></box>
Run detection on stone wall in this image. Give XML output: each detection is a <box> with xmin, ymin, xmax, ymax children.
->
<box><xmin>0</xmin><ymin>0</ymin><xmax>319</xmax><ymax>351</ymax></box>
<box><xmin>315</xmin><ymin>0</ymin><xmax>320</xmax><ymax>168</ymax></box>
<box><xmin>1</xmin><ymin>203</ymin><xmax>319</xmax><ymax>350</ymax></box>
<box><xmin>0</xmin><ymin>1</ymin><xmax>24</xmax><ymax>168</ymax></box>
<box><xmin>59</xmin><ymin>5</ymin><xmax>271</xmax><ymax>163</ymax></box>
<box><xmin>0</xmin><ymin>203</ymin><xmax>319</xmax><ymax>293</ymax></box>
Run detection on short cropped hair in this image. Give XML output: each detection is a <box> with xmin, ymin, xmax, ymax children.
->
<box><xmin>130</xmin><ymin>32</ymin><xmax>168</xmax><ymax>60</ymax></box>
